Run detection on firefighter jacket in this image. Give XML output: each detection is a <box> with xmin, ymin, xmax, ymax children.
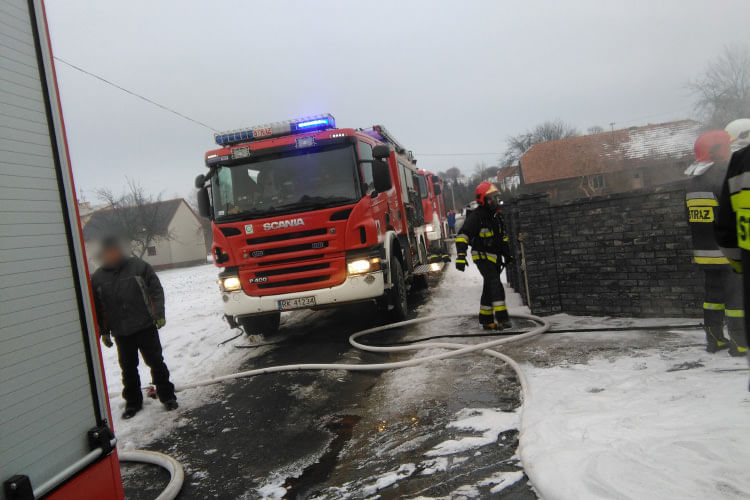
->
<box><xmin>91</xmin><ymin>256</ymin><xmax>165</xmax><ymax>337</ymax></box>
<box><xmin>717</xmin><ymin>145</ymin><xmax>750</xmax><ymax>272</ymax></box>
<box><xmin>455</xmin><ymin>205</ymin><xmax>510</xmax><ymax>265</ymax></box>
<box><xmin>686</xmin><ymin>162</ymin><xmax>731</xmax><ymax>265</ymax></box>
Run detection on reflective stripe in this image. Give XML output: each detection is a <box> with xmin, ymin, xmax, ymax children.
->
<box><xmin>455</xmin><ymin>259</ymin><xmax>466</xmax><ymax>264</ymax></box>
<box><xmin>686</xmin><ymin>198</ymin><xmax>718</xmax><ymax>207</ymax></box>
<box><xmin>736</xmin><ymin>346</ymin><xmax>749</xmax><ymax>353</ymax></box>
<box><xmin>728</xmin><ymin>172</ymin><xmax>750</xmax><ymax>194</ymax></box>
<box><xmin>472</xmin><ymin>253</ymin><xmax>497</xmax><ymax>263</ymax></box>
<box><xmin>729</xmin><ymin>259</ymin><xmax>743</xmax><ymax>273</ymax></box>
<box><xmin>693</xmin><ymin>256</ymin><xmax>730</xmax><ymax>265</ymax></box>
<box><xmin>493</xmin><ymin>305</ymin><xmax>507</xmax><ymax>312</ymax></box>
<box><xmin>456</xmin><ymin>234</ymin><xmax>469</xmax><ymax>244</ymax></box>
<box><xmin>694</xmin><ymin>249</ymin><xmax>726</xmax><ymax>257</ymax></box>
<box><xmin>725</xmin><ymin>309</ymin><xmax>745</xmax><ymax>318</ymax></box>
<box><xmin>479</xmin><ymin>231</ymin><xmax>494</xmax><ymax>237</ymax></box>
<box><xmin>686</xmin><ymin>191</ymin><xmax>716</xmax><ymax>200</ymax></box>
<box><xmin>730</xmin><ymin>189</ymin><xmax>750</xmax><ymax>211</ymax></box>
<box><xmin>479</xmin><ymin>307</ymin><xmax>493</xmax><ymax>316</ymax></box>
<box><xmin>503</xmin><ymin>236</ymin><xmax>509</xmax><ymax>242</ymax></box>
<box><xmin>703</xmin><ymin>302</ymin><xmax>726</xmax><ymax>311</ymax></box>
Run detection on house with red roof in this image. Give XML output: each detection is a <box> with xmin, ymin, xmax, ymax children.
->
<box><xmin>511</xmin><ymin>120</ymin><xmax>703</xmax><ymax>201</ymax></box>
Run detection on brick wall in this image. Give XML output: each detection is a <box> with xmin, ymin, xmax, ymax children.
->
<box><xmin>503</xmin><ymin>182</ymin><xmax>703</xmax><ymax>317</ymax></box>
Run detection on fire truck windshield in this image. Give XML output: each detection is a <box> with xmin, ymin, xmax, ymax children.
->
<box><xmin>211</xmin><ymin>144</ymin><xmax>360</xmax><ymax>221</ymax></box>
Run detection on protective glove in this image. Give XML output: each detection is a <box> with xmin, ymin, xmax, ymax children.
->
<box><xmin>101</xmin><ymin>333</ymin><xmax>113</xmax><ymax>348</ymax></box>
<box><xmin>155</xmin><ymin>318</ymin><xmax>166</xmax><ymax>329</ymax></box>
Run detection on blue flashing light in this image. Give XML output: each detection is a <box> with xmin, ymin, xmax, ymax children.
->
<box><xmin>297</xmin><ymin>118</ymin><xmax>329</xmax><ymax>128</ymax></box>
<box><xmin>214</xmin><ymin>113</ymin><xmax>335</xmax><ymax>146</ymax></box>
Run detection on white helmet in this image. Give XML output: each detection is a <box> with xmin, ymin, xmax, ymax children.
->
<box><xmin>725</xmin><ymin>118</ymin><xmax>750</xmax><ymax>150</ymax></box>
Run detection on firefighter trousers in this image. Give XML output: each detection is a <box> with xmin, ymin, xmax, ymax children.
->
<box><xmin>703</xmin><ymin>265</ymin><xmax>747</xmax><ymax>349</ymax></box>
<box><xmin>475</xmin><ymin>260</ymin><xmax>510</xmax><ymax>325</ymax></box>
<box><xmin>114</xmin><ymin>325</ymin><xmax>176</xmax><ymax>407</ymax></box>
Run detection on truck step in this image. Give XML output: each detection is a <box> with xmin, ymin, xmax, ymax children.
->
<box><xmin>413</xmin><ymin>262</ymin><xmax>444</xmax><ymax>275</ymax></box>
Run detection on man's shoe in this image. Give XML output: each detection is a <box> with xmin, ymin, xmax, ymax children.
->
<box><xmin>482</xmin><ymin>323</ymin><xmax>497</xmax><ymax>330</ymax></box>
<box><xmin>164</xmin><ymin>400</ymin><xmax>179</xmax><ymax>411</ymax></box>
<box><xmin>122</xmin><ymin>405</ymin><xmax>142</xmax><ymax>420</ymax></box>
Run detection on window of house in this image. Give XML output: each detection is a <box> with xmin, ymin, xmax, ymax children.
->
<box><xmin>147</xmin><ymin>246</ymin><xmax>157</xmax><ymax>256</ymax></box>
<box><xmin>590</xmin><ymin>174</ymin><xmax>605</xmax><ymax>189</ymax></box>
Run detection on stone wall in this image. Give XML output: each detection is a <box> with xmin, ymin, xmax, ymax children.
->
<box><xmin>503</xmin><ymin>182</ymin><xmax>703</xmax><ymax>317</ymax></box>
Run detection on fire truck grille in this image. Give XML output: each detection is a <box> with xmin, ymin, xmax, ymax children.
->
<box><xmin>257</xmin><ymin>275</ymin><xmax>330</xmax><ymax>289</ymax></box>
<box><xmin>254</xmin><ymin>263</ymin><xmax>330</xmax><ymax>278</ymax></box>
<box><xmin>246</xmin><ymin>228</ymin><xmax>327</xmax><ymax>245</ymax></box>
<box><xmin>251</xmin><ymin>241</ymin><xmax>329</xmax><ymax>258</ymax></box>
<box><xmin>256</xmin><ymin>254</ymin><xmax>324</xmax><ymax>267</ymax></box>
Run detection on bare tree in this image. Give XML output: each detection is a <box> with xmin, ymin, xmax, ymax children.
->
<box><xmin>93</xmin><ymin>179</ymin><xmax>174</xmax><ymax>258</ymax></box>
<box><xmin>587</xmin><ymin>125</ymin><xmax>605</xmax><ymax>135</ymax></box>
<box><xmin>689</xmin><ymin>44</ymin><xmax>750</xmax><ymax>129</ymax></box>
<box><xmin>501</xmin><ymin>119</ymin><xmax>579</xmax><ymax>166</ymax></box>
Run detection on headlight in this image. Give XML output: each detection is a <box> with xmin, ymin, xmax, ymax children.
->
<box><xmin>221</xmin><ymin>276</ymin><xmax>241</xmax><ymax>291</ymax></box>
<box><xmin>425</xmin><ymin>224</ymin><xmax>434</xmax><ymax>232</ymax></box>
<box><xmin>347</xmin><ymin>257</ymin><xmax>380</xmax><ymax>275</ymax></box>
<box><xmin>430</xmin><ymin>262</ymin><xmax>441</xmax><ymax>272</ymax></box>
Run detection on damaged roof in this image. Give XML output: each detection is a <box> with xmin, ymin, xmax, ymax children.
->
<box><xmin>519</xmin><ymin>120</ymin><xmax>702</xmax><ymax>184</ymax></box>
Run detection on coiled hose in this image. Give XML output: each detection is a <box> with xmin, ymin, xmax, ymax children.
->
<box><xmin>127</xmin><ymin>311</ymin><xmax>549</xmax><ymax>499</ymax></box>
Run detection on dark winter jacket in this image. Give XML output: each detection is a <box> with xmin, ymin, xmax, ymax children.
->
<box><xmin>685</xmin><ymin>162</ymin><xmax>730</xmax><ymax>265</ymax></box>
<box><xmin>447</xmin><ymin>212</ymin><xmax>456</xmax><ymax>228</ymax></box>
<box><xmin>717</xmin><ymin>145</ymin><xmax>750</xmax><ymax>269</ymax></box>
<box><xmin>455</xmin><ymin>205</ymin><xmax>510</xmax><ymax>265</ymax></box>
<box><xmin>91</xmin><ymin>257</ymin><xmax>165</xmax><ymax>337</ymax></box>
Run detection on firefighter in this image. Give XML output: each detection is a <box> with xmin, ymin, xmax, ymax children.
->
<box><xmin>686</xmin><ymin>130</ymin><xmax>747</xmax><ymax>356</ymax></box>
<box><xmin>716</xmin><ymin>118</ymin><xmax>750</xmax><ymax>359</ymax></box>
<box><xmin>455</xmin><ymin>182</ymin><xmax>511</xmax><ymax>329</ymax></box>
<box><xmin>91</xmin><ymin>236</ymin><xmax>178</xmax><ymax>419</ymax></box>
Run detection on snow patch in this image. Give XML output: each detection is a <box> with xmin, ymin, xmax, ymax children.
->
<box><xmin>520</xmin><ymin>333</ymin><xmax>750</xmax><ymax>500</ymax></box>
<box><xmin>478</xmin><ymin>470</ymin><xmax>524</xmax><ymax>493</ymax></box>
<box><xmin>426</xmin><ymin>408</ymin><xmax>519</xmax><ymax>457</ymax></box>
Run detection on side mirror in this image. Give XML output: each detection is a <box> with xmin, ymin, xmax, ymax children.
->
<box><xmin>372</xmin><ymin>160</ymin><xmax>392</xmax><ymax>193</ymax></box>
<box><xmin>372</xmin><ymin>144</ymin><xmax>391</xmax><ymax>160</ymax></box>
<box><xmin>197</xmin><ymin>187</ymin><xmax>211</xmax><ymax>218</ymax></box>
<box><xmin>433</xmin><ymin>184</ymin><xmax>442</xmax><ymax>195</ymax></box>
<box><xmin>195</xmin><ymin>174</ymin><xmax>206</xmax><ymax>189</ymax></box>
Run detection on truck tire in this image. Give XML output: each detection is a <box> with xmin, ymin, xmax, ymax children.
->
<box><xmin>389</xmin><ymin>258</ymin><xmax>409</xmax><ymax>321</ymax></box>
<box><xmin>411</xmin><ymin>274</ymin><xmax>429</xmax><ymax>291</ymax></box>
<box><xmin>239</xmin><ymin>312</ymin><xmax>281</xmax><ymax>336</ymax></box>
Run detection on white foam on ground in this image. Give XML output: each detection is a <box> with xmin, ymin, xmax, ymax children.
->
<box><xmin>426</xmin><ymin>408</ymin><xmax>519</xmax><ymax>457</ymax></box>
<box><xmin>520</xmin><ymin>329</ymin><xmax>750</xmax><ymax>500</ymax></box>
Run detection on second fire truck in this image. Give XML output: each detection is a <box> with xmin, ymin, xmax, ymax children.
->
<box><xmin>195</xmin><ymin>114</ymin><xmax>442</xmax><ymax>335</ymax></box>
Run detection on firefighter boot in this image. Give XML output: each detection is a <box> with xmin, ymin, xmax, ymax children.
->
<box><xmin>493</xmin><ymin>301</ymin><xmax>510</xmax><ymax>330</ymax></box>
<box><xmin>705</xmin><ymin>326</ymin><xmax>730</xmax><ymax>353</ymax></box>
<box><xmin>726</xmin><ymin>316</ymin><xmax>748</xmax><ymax>357</ymax></box>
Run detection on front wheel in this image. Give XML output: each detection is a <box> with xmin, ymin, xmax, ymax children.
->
<box><xmin>239</xmin><ymin>312</ymin><xmax>281</xmax><ymax>336</ymax></box>
<box><xmin>388</xmin><ymin>258</ymin><xmax>409</xmax><ymax>321</ymax></box>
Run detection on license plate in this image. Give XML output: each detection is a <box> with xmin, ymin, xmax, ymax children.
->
<box><xmin>278</xmin><ymin>296</ymin><xmax>316</xmax><ymax>311</ymax></box>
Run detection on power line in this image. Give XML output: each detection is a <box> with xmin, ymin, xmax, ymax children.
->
<box><xmin>53</xmin><ymin>56</ymin><xmax>218</xmax><ymax>131</ymax></box>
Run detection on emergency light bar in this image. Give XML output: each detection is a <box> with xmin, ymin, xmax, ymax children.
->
<box><xmin>214</xmin><ymin>113</ymin><xmax>336</xmax><ymax>146</ymax></box>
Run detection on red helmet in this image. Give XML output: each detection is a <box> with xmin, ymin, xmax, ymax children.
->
<box><xmin>475</xmin><ymin>182</ymin><xmax>499</xmax><ymax>206</ymax></box>
<box><xmin>685</xmin><ymin>130</ymin><xmax>731</xmax><ymax>176</ymax></box>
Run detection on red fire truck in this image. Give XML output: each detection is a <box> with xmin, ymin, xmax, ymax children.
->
<box><xmin>417</xmin><ymin>170</ymin><xmax>450</xmax><ymax>261</ymax></box>
<box><xmin>196</xmin><ymin>115</ymin><xmax>442</xmax><ymax>335</ymax></box>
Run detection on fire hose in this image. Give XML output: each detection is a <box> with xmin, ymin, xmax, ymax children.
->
<box><xmin>127</xmin><ymin>312</ymin><xmax>551</xmax><ymax>499</ymax></box>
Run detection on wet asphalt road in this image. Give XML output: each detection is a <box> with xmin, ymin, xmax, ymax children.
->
<box><xmin>120</xmin><ymin>281</ymin><xmax>535</xmax><ymax>499</ymax></box>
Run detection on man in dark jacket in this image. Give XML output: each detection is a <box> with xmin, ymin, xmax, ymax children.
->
<box><xmin>685</xmin><ymin>131</ymin><xmax>747</xmax><ymax>356</ymax></box>
<box><xmin>91</xmin><ymin>237</ymin><xmax>177</xmax><ymax>419</ymax></box>
<box><xmin>455</xmin><ymin>182</ymin><xmax>511</xmax><ymax>329</ymax></box>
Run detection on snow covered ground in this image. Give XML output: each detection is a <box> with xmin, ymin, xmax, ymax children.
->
<box><xmin>520</xmin><ymin>328</ymin><xmax>750</xmax><ymax>500</ymax></box>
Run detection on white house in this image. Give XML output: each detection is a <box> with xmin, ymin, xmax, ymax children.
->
<box><xmin>83</xmin><ymin>198</ymin><xmax>208</xmax><ymax>271</ymax></box>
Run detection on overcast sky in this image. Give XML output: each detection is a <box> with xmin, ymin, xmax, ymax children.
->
<box><xmin>45</xmin><ymin>0</ymin><xmax>750</xmax><ymax>200</ymax></box>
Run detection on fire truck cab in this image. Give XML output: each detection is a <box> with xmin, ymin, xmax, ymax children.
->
<box><xmin>196</xmin><ymin>115</ymin><xmax>440</xmax><ymax>335</ymax></box>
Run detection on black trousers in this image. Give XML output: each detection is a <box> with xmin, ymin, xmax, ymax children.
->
<box><xmin>475</xmin><ymin>259</ymin><xmax>509</xmax><ymax>325</ymax></box>
<box><xmin>703</xmin><ymin>265</ymin><xmax>746</xmax><ymax>348</ymax></box>
<box><xmin>114</xmin><ymin>326</ymin><xmax>175</xmax><ymax>406</ymax></box>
